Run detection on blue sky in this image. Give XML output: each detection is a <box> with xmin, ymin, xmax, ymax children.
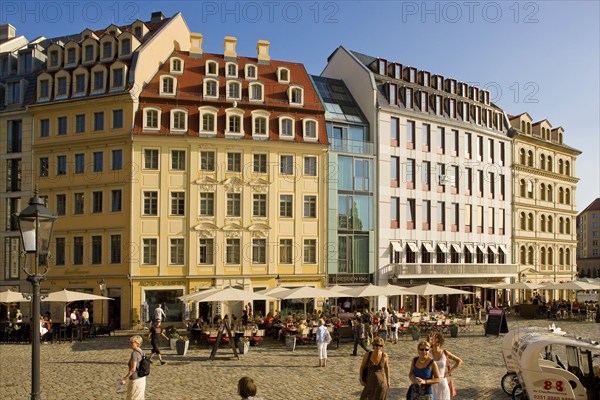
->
<box><xmin>4</xmin><ymin>0</ymin><xmax>598</xmax><ymax>210</ymax></box>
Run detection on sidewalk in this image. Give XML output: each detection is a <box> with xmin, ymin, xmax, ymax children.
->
<box><xmin>0</xmin><ymin>318</ymin><xmax>598</xmax><ymax>399</ymax></box>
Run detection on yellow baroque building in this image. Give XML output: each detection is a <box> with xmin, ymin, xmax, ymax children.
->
<box><xmin>130</xmin><ymin>38</ymin><xmax>328</xmax><ymax>321</ymax></box>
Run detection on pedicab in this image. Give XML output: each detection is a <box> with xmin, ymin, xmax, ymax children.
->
<box><xmin>511</xmin><ymin>332</ymin><xmax>600</xmax><ymax>400</ymax></box>
<box><xmin>501</xmin><ymin>326</ymin><xmax>567</xmax><ymax>395</ymax></box>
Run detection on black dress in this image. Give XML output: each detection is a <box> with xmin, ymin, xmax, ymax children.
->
<box><xmin>360</xmin><ymin>353</ymin><xmax>388</xmax><ymax>400</ymax></box>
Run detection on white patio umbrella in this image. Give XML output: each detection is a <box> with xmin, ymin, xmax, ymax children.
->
<box><xmin>540</xmin><ymin>281</ymin><xmax>599</xmax><ymax>291</ymax></box>
<box><xmin>178</xmin><ymin>287</ymin><xmax>219</xmax><ymax>301</ymax></box>
<box><xmin>0</xmin><ymin>289</ymin><xmax>28</xmax><ymax>303</ymax></box>
<box><xmin>183</xmin><ymin>286</ymin><xmax>275</xmax><ymax>303</ymax></box>
<box><xmin>341</xmin><ymin>283</ymin><xmax>404</xmax><ymax>298</ymax></box>
<box><xmin>255</xmin><ymin>287</ymin><xmax>290</xmax><ymax>296</ymax></box>
<box><xmin>493</xmin><ymin>282</ymin><xmax>544</xmax><ymax>290</ymax></box>
<box><xmin>403</xmin><ymin>283</ymin><xmax>473</xmax><ymax>313</ymax></box>
<box><xmin>271</xmin><ymin>286</ymin><xmax>349</xmax><ymax>316</ymax></box>
<box><xmin>42</xmin><ymin>289</ymin><xmax>113</xmax><ymax>323</ymax></box>
<box><xmin>325</xmin><ymin>285</ymin><xmax>354</xmax><ymax>293</ymax></box>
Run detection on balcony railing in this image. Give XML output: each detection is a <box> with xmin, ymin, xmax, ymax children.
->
<box><xmin>330</xmin><ymin>139</ymin><xmax>374</xmax><ymax>155</ymax></box>
<box><xmin>391</xmin><ymin>263</ymin><xmax>517</xmax><ymax>277</ymax></box>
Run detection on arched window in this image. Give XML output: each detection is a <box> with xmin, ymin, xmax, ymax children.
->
<box><xmin>547</xmin><ymin>216</ymin><xmax>553</xmax><ymax>233</ymax></box>
<box><xmin>519</xmin><ymin>148</ymin><xmax>526</xmax><ymax>164</ymax></box>
<box><xmin>540</xmin><ymin>247</ymin><xmax>546</xmax><ymax>265</ymax></box>
<box><xmin>226</xmin><ymin>81</ymin><xmax>241</xmax><ymax>100</ymax></box>
<box><xmin>565</xmin><ymin>248</ymin><xmax>570</xmax><ymax>265</ymax></box>
<box><xmin>527</xmin><ymin>122</ymin><xmax>531</xmax><ymax>134</ymax></box>
<box><xmin>289</xmin><ymin>85</ymin><xmax>304</xmax><ymax>106</ymax></box>
<box><xmin>160</xmin><ymin>75</ymin><xmax>175</xmax><ymax>95</ymax></box>
<box><xmin>559</xmin><ymin>248</ymin><xmax>564</xmax><ymax>265</ymax></box>
<box><xmin>547</xmin><ymin>184</ymin><xmax>553</xmax><ymax>202</ymax></box>
<box><xmin>205</xmin><ymin>60</ymin><xmax>218</xmax><ymax>76</ymax></box>
<box><xmin>303</xmin><ymin>118</ymin><xmax>318</xmax><ymax>141</ymax></box>
<box><xmin>540</xmin><ymin>215</ymin><xmax>546</xmax><ymax>232</ymax></box>
<box><xmin>143</xmin><ymin>107</ymin><xmax>160</xmax><ymax>130</ymax></box>
<box><xmin>527</xmin><ymin>150</ymin><xmax>533</xmax><ymax>167</ymax></box>
<box><xmin>539</xmin><ymin>154</ymin><xmax>546</xmax><ymax>169</ymax></box>
<box><xmin>559</xmin><ymin>217</ymin><xmax>564</xmax><ymax>234</ymax></box>
<box><xmin>225</xmin><ymin>107</ymin><xmax>244</xmax><ymax>136</ymax></box>
<box><xmin>565</xmin><ymin>160</ymin><xmax>571</xmax><ymax>176</ymax></box>
<box><xmin>547</xmin><ymin>156</ymin><xmax>553</xmax><ymax>171</ymax></box>
<box><xmin>170</xmin><ymin>108</ymin><xmax>188</xmax><ymax>132</ymax></box>
<box><xmin>558</xmin><ymin>187</ymin><xmax>564</xmax><ymax>204</ymax></box>
<box><xmin>548</xmin><ymin>248</ymin><xmax>553</xmax><ymax>265</ymax></box>
<box><xmin>198</xmin><ymin>106</ymin><xmax>217</xmax><ymax>134</ymax></box>
<box><xmin>527</xmin><ymin>180</ymin><xmax>534</xmax><ymax>198</ymax></box>
<box><xmin>528</xmin><ymin>213</ymin><xmax>534</xmax><ymax>230</ymax></box>
<box><xmin>520</xmin><ymin>246</ymin><xmax>526</xmax><ymax>264</ymax></box>
<box><xmin>558</xmin><ymin>159</ymin><xmax>564</xmax><ymax>174</ymax></box>
<box><xmin>249</xmin><ymin>82</ymin><xmax>264</xmax><ymax>102</ymax></box>
<box><xmin>226</xmin><ymin>62</ymin><xmax>238</xmax><ymax>78</ymax></box>
<box><xmin>251</xmin><ymin>110</ymin><xmax>270</xmax><ymax>137</ymax></box>
<box><xmin>521</xmin><ymin>121</ymin><xmax>526</xmax><ymax>133</ymax></box>
<box><xmin>279</xmin><ymin>116</ymin><xmax>295</xmax><ymax>139</ymax></box>
<box><xmin>566</xmin><ymin>218</ymin><xmax>571</xmax><ymax>234</ymax></box>
<box><xmin>245</xmin><ymin>64</ymin><xmax>257</xmax><ymax>80</ymax></box>
<box><xmin>520</xmin><ymin>179</ymin><xmax>526</xmax><ymax>197</ymax></box>
<box><xmin>565</xmin><ymin>188</ymin><xmax>570</xmax><ymax>205</ymax></box>
<box><xmin>203</xmin><ymin>78</ymin><xmax>218</xmax><ymax>99</ymax></box>
<box><xmin>540</xmin><ymin>183</ymin><xmax>546</xmax><ymax>201</ymax></box>
<box><xmin>520</xmin><ymin>212</ymin><xmax>526</xmax><ymax>230</ymax></box>
<box><xmin>170</xmin><ymin>57</ymin><xmax>184</xmax><ymax>73</ymax></box>
<box><xmin>528</xmin><ymin>246</ymin><xmax>534</xmax><ymax>264</ymax></box>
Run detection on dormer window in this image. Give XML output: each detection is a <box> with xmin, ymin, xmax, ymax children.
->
<box><xmin>435</xmin><ymin>76</ymin><xmax>443</xmax><ymax>90</ymax></box>
<box><xmin>206</xmin><ymin>60</ymin><xmax>218</xmax><ymax>76</ymax></box>
<box><xmin>227</xmin><ymin>81</ymin><xmax>241</xmax><ymax>100</ymax></box>
<box><xmin>409</xmin><ymin>68</ymin><xmax>416</xmax><ymax>83</ymax></box>
<box><xmin>419</xmin><ymin>91</ymin><xmax>428</xmax><ymax>112</ymax></box>
<box><xmin>225</xmin><ymin>108</ymin><xmax>244</xmax><ymax>136</ymax></box>
<box><xmin>111</xmin><ymin>67</ymin><xmax>124</xmax><ymax>89</ymax></box>
<box><xmin>39</xmin><ymin>79</ymin><xmax>50</xmax><ymax>99</ymax></box>
<box><xmin>422</xmin><ymin>72</ymin><xmax>430</xmax><ymax>86</ymax></box>
<box><xmin>198</xmin><ymin>106</ymin><xmax>217</xmax><ymax>134</ymax></box>
<box><xmin>170</xmin><ymin>57</ymin><xmax>183</xmax><ymax>74</ymax></box>
<box><xmin>388</xmin><ymin>83</ymin><xmax>397</xmax><ymax>105</ymax></box>
<box><xmin>289</xmin><ymin>86</ymin><xmax>303</xmax><ymax>106</ymax></box>
<box><xmin>49</xmin><ymin>50</ymin><xmax>59</xmax><ymax>68</ymax></box>
<box><xmin>66</xmin><ymin>48</ymin><xmax>76</xmax><ymax>65</ymax></box>
<box><xmin>377</xmin><ymin>59</ymin><xmax>386</xmax><ymax>75</ymax></box>
<box><xmin>170</xmin><ymin>109</ymin><xmax>188</xmax><ymax>133</ymax></box>
<box><xmin>449</xmin><ymin>80</ymin><xmax>456</xmax><ymax>94</ymax></box>
<box><xmin>251</xmin><ymin>110</ymin><xmax>270</xmax><ymax>137</ymax></box>
<box><xmin>279</xmin><ymin>116</ymin><xmax>294</xmax><ymax>139</ymax></box>
<box><xmin>226</xmin><ymin>62</ymin><xmax>238</xmax><ymax>78</ymax></box>
<box><xmin>143</xmin><ymin>107</ymin><xmax>161</xmax><ymax>131</ymax></box>
<box><xmin>134</xmin><ymin>26</ymin><xmax>142</xmax><ymax>39</ymax></box>
<box><xmin>84</xmin><ymin>45</ymin><xmax>94</xmax><ymax>62</ymax></box>
<box><xmin>303</xmin><ymin>119</ymin><xmax>318</xmax><ymax>141</ymax></box>
<box><xmin>6</xmin><ymin>81</ymin><xmax>22</xmax><ymax>105</ymax></box>
<box><xmin>405</xmin><ymin>87</ymin><xmax>413</xmax><ymax>109</ymax></box>
<box><xmin>102</xmin><ymin>42</ymin><xmax>112</xmax><ymax>59</ymax></box>
<box><xmin>249</xmin><ymin>82</ymin><xmax>264</xmax><ymax>102</ymax></box>
<box><xmin>278</xmin><ymin>67</ymin><xmax>290</xmax><ymax>83</ymax></box>
<box><xmin>393</xmin><ymin>64</ymin><xmax>402</xmax><ymax>79</ymax></box>
<box><xmin>121</xmin><ymin>38</ymin><xmax>131</xmax><ymax>56</ymax></box>
<box><xmin>245</xmin><ymin>64</ymin><xmax>257</xmax><ymax>80</ymax></box>
<box><xmin>203</xmin><ymin>78</ymin><xmax>219</xmax><ymax>99</ymax></box>
<box><xmin>18</xmin><ymin>52</ymin><xmax>32</xmax><ymax>74</ymax></box>
<box><xmin>56</xmin><ymin>77</ymin><xmax>67</xmax><ymax>97</ymax></box>
<box><xmin>435</xmin><ymin>95</ymin><xmax>442</xmax><ymax>115</ymax></box>
<box><xmin>74</xmin><ymin>73</ymin><xmax>86</xmax><ymax>94</ymax></box>
<box><xmin>93</xmin><ymin>71</ymin><xmax>104</xmax><ymax>91</ymax></box>
<box><xmin>160</xmin><ymin>76</ymin><xmax>176</xmax><ymax>95</ymax></box>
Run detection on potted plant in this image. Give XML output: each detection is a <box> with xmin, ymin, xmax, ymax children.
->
<box><xmin>449</xmin><ymin>322</ymin><xmax>459</xmax><ymax>338</ymax></box>
<box><xmin>285</xmin><ymin>333</ymin><xmax>297</xmax><ymax>351</ymax></box>
<box><xmin>409</xmin><ymin>324</ymin><xmax>421</xmax><ymax>341</ymax></box>
<box><xmin>238</xmin><ymin>337</ymin><xmax>250</xmax><ymax>355</ymax></box>
<box><xmin>166</xmin><ymin>327</ymin><xmax>179</xmax><ymax>350</ymax></box>
<box><xmin>176</xmin><ymin>335</ymin><xmax>189</xmax><ymax>356</ymax></box>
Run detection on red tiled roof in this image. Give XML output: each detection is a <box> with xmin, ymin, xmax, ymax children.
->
<box><xmin>581</xmin><ymin>198</ymin><xmax>600</xmax><ymax>213</ymax></box>
<box><xmin>135</xmin><ymin>50</ymin><xmax>327</xmax><ymax>144</ymax></box>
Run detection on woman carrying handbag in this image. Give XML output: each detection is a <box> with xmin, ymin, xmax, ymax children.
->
<box><xmin>407</xmin><ymin>340</ymin><xmax>441</xmax><ymax>400</ymax></box>
<box><xmin>428</xmin><ymin>332</ymin><xmax>462</xmax><ymax>399</ymax></box>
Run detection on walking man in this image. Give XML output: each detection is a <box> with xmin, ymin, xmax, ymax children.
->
<box><xmin>351</xmin><ymin>316</ymin><xmax>369</xmax><ymax>356</ymax></box>
<box><xmin>148</xmin><ymin>319</ymin><xmax>168</xmax><ymax>365</ymax></box>
<box><xmin>154</xmin><ymin>304</ymin><xmax>167</xmax><ymax>322</ymax></box>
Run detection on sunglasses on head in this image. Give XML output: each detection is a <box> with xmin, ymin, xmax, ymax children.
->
<box><xmin>418</xmin><ymin>348</ymin><xmax>430</xmax><ymax>351</ymax></box>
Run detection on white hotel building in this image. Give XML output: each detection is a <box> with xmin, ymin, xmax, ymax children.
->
<box><xmin>323</xmin><ymin>47</ymin><xmax>517</xmax><ymax>310</ymax></box>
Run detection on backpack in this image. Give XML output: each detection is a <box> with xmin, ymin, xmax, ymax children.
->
<box><xmin>135</xmin><ymin>349</ymin><xmax>150</xmax><ymax>377</ymax></box>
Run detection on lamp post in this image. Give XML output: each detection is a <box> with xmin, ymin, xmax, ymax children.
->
<box><xmin>97</xmin><ymin>278</ymin><xmax>106</xmax><ymax>325</ymax></box>
<box><xmin>16</xmin><ymin>188</ymin><xmax>57</xmax><ymax>400</ymax></box>
<box><xmin>275</xmin><ymin>274</ymin><xmax>281</xmax><ymax>287</ymax></box>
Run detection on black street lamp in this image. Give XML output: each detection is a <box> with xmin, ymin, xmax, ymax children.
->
<box><xmin>97</xmin><ymin>278</ymin><xmax>106</xmax><ymax>325</ymax></box>
<box><xmin>16</xmin><ymin>188</ymin><xmax>57</xmax><ymax>400</ymax></box>
<box><xmin>275</xmin><ymin>274</ymin><xmax>281</xmax><ymax>287</ymax></box>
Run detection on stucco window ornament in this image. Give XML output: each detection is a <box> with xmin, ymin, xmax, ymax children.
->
<box><xmin>195</xmin><ymin>177</ymin><xmax>218</xmax><ymax>191</ymax></box>
<box><xmin>194</xmin><ymin>222</ymin><xmax>219</xmax><ymax>238</ymax></box>
<box><xmin>222</xmin><ymin>177</ymin><xmax>244</xmax><ymax>193</ymax></box>
<box><xmin>248</xmin><ymin>177</ymin><xmax>270</xmax><ymax>193</ymax></box>
<box><xmin>223</xmin><ymin>223</ymin><xmax>244</xmax><ymax>238</ymax></box>
<box><xmin>248</xmin><ymin>223</ymin><xmax>271</xmax><ymax>238</ymax></box>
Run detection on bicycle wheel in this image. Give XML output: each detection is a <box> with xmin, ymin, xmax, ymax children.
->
<box><xmin>501</xmin><ymin>372</ymin><xmax>518</xmax><ymax>395</ymax></box>
<box><xmin>512</xmin><ymin>383</ymin><xmax>527</xmax><ymax>400</ymax></box>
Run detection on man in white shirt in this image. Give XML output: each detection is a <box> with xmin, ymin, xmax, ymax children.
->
<box><xmin>154</xmin><ymin>304</ymin><xmax>167</xmax><ymax>322</ymax></box>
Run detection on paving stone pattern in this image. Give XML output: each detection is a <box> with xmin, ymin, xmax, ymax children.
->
<box><xmin>0</xmin><ymin>318</ymin><xmax>598</xmax><ymax>399</ymax></box>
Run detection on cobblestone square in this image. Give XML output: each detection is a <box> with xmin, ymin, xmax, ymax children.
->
<box><xmin>1</xmin><ymin>318</ymin><xmax>598</xmax><ymax>400</ymax></box>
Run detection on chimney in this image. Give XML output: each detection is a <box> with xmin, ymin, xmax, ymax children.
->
<box><xmin>0</xmin><ymin>24</ymin><xmax>16</xmax><ymax>43</ymax></box>
<box><xmin>256</xmin><ymin>40</ymin><xmax>270</xmax><ymax>65</ymax></box>
<box><xmin>190</xmin><ymin>33</ymin><xmax>203</xmax><ymax>58</ymax></box>
<box><xmin>151</xmin><ymin>11</ymin><xmax>166</xmax><ymax>22</ymax></box>
<box><xmin>223</xmin><ymin>36</ymin><xmax>237</xmax><ymax>61</ymax></box>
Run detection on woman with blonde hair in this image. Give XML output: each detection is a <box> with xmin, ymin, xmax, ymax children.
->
<box><xmin>407</xmin><ymin>340</ymin><xmax>441</xmax><ymax>400</ymax></box>
<box><xmin>315</xmin><ymin>318</ymin><xmax>330</xmax><ymax>367</ymax></box>
<box><xmin>120</xmin><ymin>335</ymin><xmax>146</xmax><ymax>400</ymax></box>
<box><xmin>428</xmin><ymin>332</ymin><xmax>462</xmax><ymax>399</ymax></box>
<box><xmin>359</xmin><ymin>336</ymin><xmax>390</xmax><ymax>399</ymax></box>
<box><xmin>238</xmin><ymin>376</ymin><xmax>263</xmax><ymax>400</ymax></box>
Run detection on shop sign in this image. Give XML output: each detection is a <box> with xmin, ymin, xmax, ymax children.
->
<box><xmin>328</xmin><ymin>274</ymin><xmax>371</xmax><ymax>285</ymax></box>
<box><xmin>139</xmin><ymin>280</ymin><xmax>185</xmax><ymax>286</ymax></box>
